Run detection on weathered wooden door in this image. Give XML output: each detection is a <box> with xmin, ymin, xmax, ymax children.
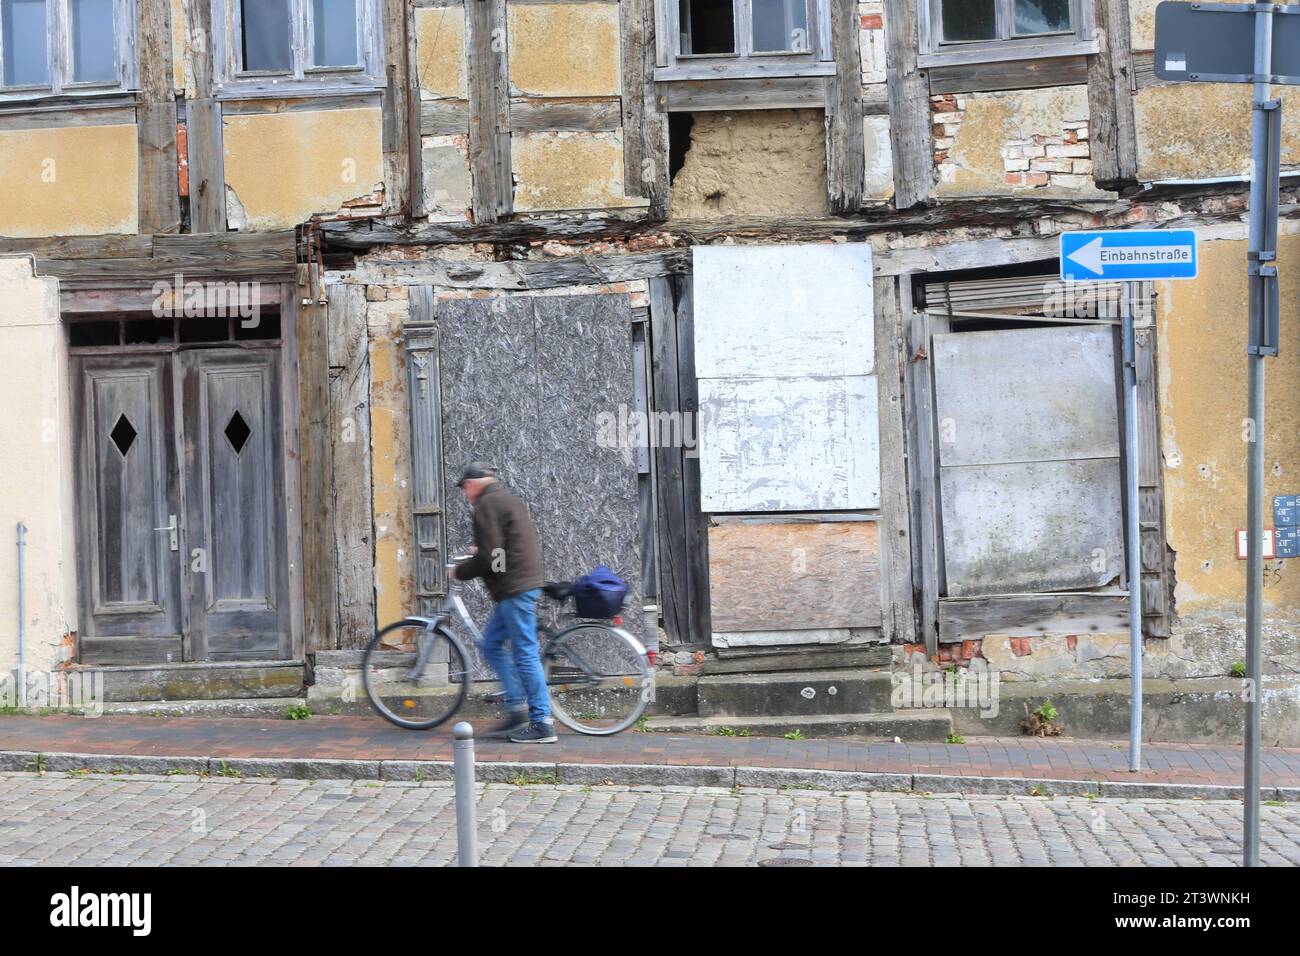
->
<box><xmin>178</xmin><ymin>349</ymin><xmax>291</xmax><ymax>660</ymax></box>
<box><xmin>74</xmin><ymin>348</ymin><xmax>291</xmax><ymax>663</ymax></box>
<box><xmin>73</xmin><ymin>355</ymin><xmax>185</xmax><ymax>663</ymax></box>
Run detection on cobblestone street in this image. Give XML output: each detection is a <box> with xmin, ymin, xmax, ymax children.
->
<box><xmin>1</xmin><ymin>772</ymin><xmax>1298</xmax><ymax>867</ymax></box>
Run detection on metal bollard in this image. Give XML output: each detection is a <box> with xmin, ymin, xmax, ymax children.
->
<box><xmin>452</xmin><ymin>721</ymin><xmax>478</xmax><ymax>867</ymax></box>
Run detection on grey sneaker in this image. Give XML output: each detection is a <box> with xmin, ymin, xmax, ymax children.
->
<box><xmin>509</xmin><ymin>720</ymin><xmax>558</xmax><ymax>744</ymax></box>
<box><xmin>484</xmin><ymin>711</ymin><xmax>529</xmax><ymax>738</ymax></box>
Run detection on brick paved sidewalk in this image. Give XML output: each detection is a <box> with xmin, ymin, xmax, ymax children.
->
<box><xmin>1</xmin><ymin>715</ymin><xmax>1297</xmax><ymax>794</ymax></box>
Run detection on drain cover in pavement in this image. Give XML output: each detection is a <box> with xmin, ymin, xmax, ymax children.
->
<box><xmin>758</xmin><ymin>857</ymin><xmax>813</xmax><ymax>867</ymax></box>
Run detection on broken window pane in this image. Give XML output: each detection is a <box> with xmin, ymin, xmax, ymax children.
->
<box><xmin>241</xmin><ymin>0</ymin><xmax>292</xmax><ymax>72</ymax></box>
<box><xmin>751</xmin><ymin>0</ymin><xmax>808</xmax><ymax>53</ymax></box>
<box><xmin>70</xmin><ymin>0</ymin><xmax>116</xmax><ymax>83</ymax></box>
<box><xmin>1</xmin><ymin>0</ymin><xmax>49</xmax><ymax>86</ymax></box>
<box><xmin>940</xmin><ymin>0</ymin><xmax>996</xmax><ymax>42</ymax></box>
<box><xmin>679</xmin><ymin>0</ymin><xmax>734</xmax><ymax>55</ymax></box>
<box><xmin>1013</xmin><ymin>0</ymin><xmax>1071</xmax><ymax>35</ymax></box>
<box><xmin>312</xmin><ymin>0</ymin><xmax>358</xmax><ymax>67</ymax></box>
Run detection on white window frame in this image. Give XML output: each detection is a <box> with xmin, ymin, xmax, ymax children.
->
<box><xmin>212</xmin><ymin>0</ymin><xmax>384</xmax><ymax>98</ymax></box>
<box><xmin>654</xmin><ymin>0</ymin><xmax>835</xmax><ymax>82</ymax></box>
<box><xmin>918</xmin><ymin>0</ymin><xmax>1098</xmax><ymax>68</ymax></box>
<box><xmin>0</xmin><ymin>0</ymin><xmax>137</xmax><ymax>101</ymax></box>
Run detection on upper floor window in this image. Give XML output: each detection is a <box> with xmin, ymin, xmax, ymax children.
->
<box><xmin>656</xmin><ymin>0</ymin><xmax>834</xmax><ymax>81</ymax></box>
<box><xmin>920</xmin><ymin>0</ymin><xmax>1097</xmax><ymax>65</ymax></box>
<box><xmin>0</xmin><ymin>0</ymin><xmax>134</xmax><ymax>97</ymax></box>
<box><xmin>214</xmin><ymin>0</ymin><xmax>383</xmax><ymax>95</ymax></box>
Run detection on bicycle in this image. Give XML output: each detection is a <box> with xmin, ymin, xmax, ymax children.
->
<box><xmin>362</xmin><ymin>560</ymin><xmax>653</xmax><ymax>736</ymax></box>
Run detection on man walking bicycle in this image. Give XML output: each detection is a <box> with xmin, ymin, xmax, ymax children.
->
<box><xmin>450</xmin><ymin>462</ymin><xmax>556</xmax><ymax>744</ymax></box>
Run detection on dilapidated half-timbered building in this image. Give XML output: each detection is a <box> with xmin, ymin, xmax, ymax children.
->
<box><xmin>1</xmin><ymin>0</ymin><xmax>1298</xmax><ymax>742</ymax></box>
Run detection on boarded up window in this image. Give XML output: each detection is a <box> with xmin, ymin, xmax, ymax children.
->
<box><xmin>932</xmin><ymin>324</ymin><xmax>1123</xmax><ymax>597</ymax></box>
<box><xmin>693</xmin><ymin>244</ymin><xmax>879</xmax><ymax>512</ymax></box>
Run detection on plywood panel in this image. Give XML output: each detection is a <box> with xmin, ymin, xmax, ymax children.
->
<box><xmin>698</xmin><ymin>374</ymin><xmax>880</xmax><ymax>511</ymax></box>
<box><xmin>708</xmin><ymin>521</ymin><xmax>882</xmax><ymax>632</ymax></box>
<box><xmin>535</xmin><ymin>294</ymin><xmax>643</xmax><ymax>634</ymax></box>
<box><xmin>939</xmin><ymin>458</ymin><xmax>1123</xmax><ymax>597</ymax></box>
<box><xmin>932</xmin><ymin>326</ymin><xmax>1120</xmax><ymax>467</ymax></box>
<box><xmin>693</xmin><ymin>244</ymin><xmax>874</xmax><ymax>378</ymax></box>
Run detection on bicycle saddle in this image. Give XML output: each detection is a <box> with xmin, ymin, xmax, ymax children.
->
<box><xmin>543</xmin><ymin>581</ymin><xmax>574</xmax><ymax>601</ymax></box>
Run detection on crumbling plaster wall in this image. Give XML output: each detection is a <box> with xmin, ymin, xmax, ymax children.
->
<box><xmin>671</xmin><ymin>109</ymin><xmax>830</xmax><ymax>218</ymax></box>
<box><xmin>416</xmin><ymin>4</ymin><xmax>473</xmax><ymax>220</ymax></box>
<box><xmin>933</xmin><ymin>86</ymin><xmax>1111</xmax><ymax>199</ymax></box>
<box><xmin>1130</xmin><ymin>0</ymin><xmax>1300</xmax><ymax>181</ymax></box>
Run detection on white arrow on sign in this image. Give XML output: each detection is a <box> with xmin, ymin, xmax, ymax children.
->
<box><xmin>1066</xmin><ymin>237</ymin><xmax>1193</xmax><ymax>276</ymax></box>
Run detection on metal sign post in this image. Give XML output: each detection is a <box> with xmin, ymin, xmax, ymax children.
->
<box><xmin>1155</xmin><ymin>0</ymin><xmax>1288</xmax><ymax>868</ymax></box>
<box><xmin>1060</xmin><ymin>231</ymin><xmax>1198</xmax><ymax>776</ymax></box>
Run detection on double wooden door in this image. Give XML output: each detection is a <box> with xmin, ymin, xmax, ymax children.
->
<box><xmin>73</xmin><ymin>348</ymin><xmax>291</xmax><ymax>663</ymax></box>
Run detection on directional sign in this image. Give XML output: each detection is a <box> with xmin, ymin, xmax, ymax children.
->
<box><xmin>1060</xmin><ymin>229</ymin><xmax>1198</xmax><ymax>282</ymax></box>
<box><xmin>1155</xmin><ymin>2</ymin><xmax>1300</xmax><ymax>86</ymax></box>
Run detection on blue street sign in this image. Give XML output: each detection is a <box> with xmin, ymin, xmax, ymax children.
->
<box><xmin>1275</xmin><ymin>495</ymin><xmax>1298</xmax><ymax>527</ymax></box>
<box><xmin>1060</xmin><ymin>229</ymin><xmax>1198</xmax><ymax>282</ymax></box>
<box><xmin>1276</xmin><ymin>527</ymin><xmax>1298</xmax><ymax>559</ymax></box>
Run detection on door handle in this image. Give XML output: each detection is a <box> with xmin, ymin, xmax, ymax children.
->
<box><xmin>154</xmin><ymin>514</ymin><xmax>179</xmax><ymax>552</ymax></box>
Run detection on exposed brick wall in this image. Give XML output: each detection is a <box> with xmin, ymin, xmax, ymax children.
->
<box><xmin>931</xmin><ymin>93</ymin><xmax>968</xmax><ymax>185</ymax></box>
<box><xmin>1003</xmin><ymin>121</ymin><xmax>1092</xmax><ymax>189</ymax></box>
<box><xmin>902</xmin><ymin>639</ymin><xmax>986</xmax><ymax>667</ymax></box>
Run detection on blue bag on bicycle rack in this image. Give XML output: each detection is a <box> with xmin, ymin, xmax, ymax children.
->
<box><xmin>573</xmin><ymin>565</ymin><xmax>628</xmax><ymax>619</ymax></box>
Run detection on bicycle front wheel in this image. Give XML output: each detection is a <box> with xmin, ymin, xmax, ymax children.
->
<box><xmin>363</xmin><ymin>620</ymin><xmax>470</xmax><ymax>730</ymax></box>
<box><xmin>546</xmin><ymin>623</ymin><xmax>652</xmax><ymax>735</ymax></box>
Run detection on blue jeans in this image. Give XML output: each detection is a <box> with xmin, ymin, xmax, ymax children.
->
<box><xmin>479</xmin><ymin>588</ymin><xmax>550</xmax><ymax>724</ymax></box>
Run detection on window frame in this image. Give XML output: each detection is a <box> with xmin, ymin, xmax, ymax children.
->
<box><xmin>213</xmin><ymin>0</ymin><xmax>384</xmax><ymax>99</ymax></box>
<box><xmin>919</xmin><ymin>0</ymin><xmax>1098</xmax><ymax>67</ymax></box>
<box><xmin>0</xmin><ymin>0</ymin><xmax>136</xmax><ymax>102</ymax></box>
<box><xmin>655</xmin><ymin>0</ymin><xmax>835</xmax><ymax>82</ymax></box>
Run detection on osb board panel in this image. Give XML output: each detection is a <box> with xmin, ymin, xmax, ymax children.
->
<box><xmin>698</xmin><ymin>374</ymin><xmax>881</xmax><ymax>512</ymax></box>
<box><xmin>438</xmin><ymin>294</ymin><xmax>643</xmax><ymax>672</ymax></box>
<box><xmin>507</xmin><ymin>3</ymin><xmax>621</xmax><ymax>98</ymax></box>
<box><xmin>222</xmin><ymin>108</ymin><xmax>383</xmax><ymax>231</ymax></box>
<box><xmin>0</xmin><ymin>125</ymin><xmax>138</xmax><ymax>238</ymax></box>
<box><xmin>511</xmin><ymin>130</ymin><xmax>633</xmax><ymax>211</ymax></box>
<box><xmin>708</xmin><ymin>522</ymin><xmax>882</xmax><ymax>632</ymax></box>
<box><xmin>416</xmin><ymin>6</ymin><xmax>468</xmax><ymax>99</ymax></box>
<box><xmin>1135</xmin><ymin>84</ymin><xmax>1300</xmax><ymax>182</ymax></box>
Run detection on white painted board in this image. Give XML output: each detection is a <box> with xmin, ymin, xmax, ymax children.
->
<box><xmin>692</xmin><ymin>244</ymin><xmax>875</xmax><ymax>379</ymax></box>
<box><xmin>698</xmin><ymin>374</ymin><xmax>881</xmax><ymax>511</ymax></box>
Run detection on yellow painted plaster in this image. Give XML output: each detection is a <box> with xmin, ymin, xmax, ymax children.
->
<box><xmin>1135</xmin><ymin>84</ymin><xmax>1300</xmax><ymax>181</ymax></box>
<box><xmin>1158</xmin><ymin>233</ymin><xmax>1300</xmax><ymax>615</ymax></box>
<box><xmin>512</xmin><ymin>131</ymin><xmax>631</xmax><ymax>211</ymax></box>
<box><xmin>367</xmin><ymin>299</ymin><xmax>414</xmax><ymax>627</ymax></box>
<box><xmin>507</xmin><ymin>3</ymin><xmax>621</xmax><ymax>97</ymax></box>
<box><xmin>416</xmin><ymin>6</ymin><xmax>468</xmax><ymax>99</ymax></box>
<box><xmin>221</xmin><ymin>107</ymin><xmax>383</xmax><ymax>231</ymax></box>
<box><xmin>0</xmin><ymin>124</ymin><xmax>138</xmax><ymax>238</ymax></box>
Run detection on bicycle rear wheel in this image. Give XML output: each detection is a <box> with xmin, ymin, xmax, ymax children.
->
<box><xmin>545</xmin><ymin>623</ymin><xmax>652</xmax><ymax>735</ymax></box>
<box><xmin>363</xmin><ymin>620</ymin><xmax>470</xmax><ymax>730</ymax></box>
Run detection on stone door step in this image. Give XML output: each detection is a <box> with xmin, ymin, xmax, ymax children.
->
<box><xmin>100</xmin><ymin>697</ymin><xmax>309</xmax><ymax>718</ymax></box>
<box><xmin>696</xmin><ymin>669</ymin><xmax>895</xmax><ymax>719</ymax></box>
<box><xmin>68</xmin><ymin>661</ymin><xmax>306</xmax><ymax>702</ymax></box>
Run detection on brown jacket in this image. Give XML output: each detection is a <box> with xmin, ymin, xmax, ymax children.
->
<box><xmin>454</xmin><ymin>481</ymin><xmax>545</xmax><ymax>602</ymax></box>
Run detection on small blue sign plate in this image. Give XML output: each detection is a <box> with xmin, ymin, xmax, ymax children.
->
<box><xmin>1276</xmin><ymin>527</ymin><xmax>1298</xmax><ymax>559</ymax></box>
<box><xmin>1060</xmin><ymin>229</ymin><xmax>1198</xmax><ymax>282</ymax></box>
<box><xmin>1275</xmin><ymin>495</ymin><xmax>1298</xmax><ymax>527</ymax></box>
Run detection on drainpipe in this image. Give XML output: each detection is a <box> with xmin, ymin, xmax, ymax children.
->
<box><xmin>16</xmin><ymin>522</ymin><xmax>26</xmax><ymax>709</ymax></box>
